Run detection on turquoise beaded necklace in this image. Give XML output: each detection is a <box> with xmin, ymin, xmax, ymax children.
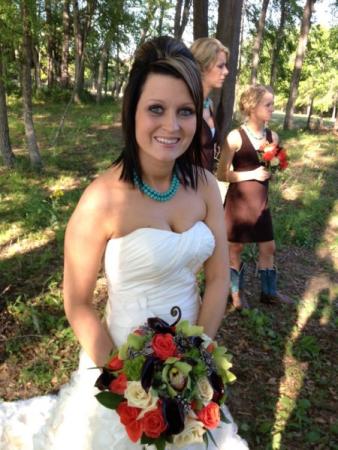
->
<box><xmin>133</xmin><ymin>172</ymin><xmax>180</xmax><ymax>202</ymax></box>
<box><xmin>203</xmin><ymin>97</ymin><xmax>212</xmax><ymax>109</ymax></box>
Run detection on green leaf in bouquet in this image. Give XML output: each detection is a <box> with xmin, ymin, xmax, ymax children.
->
<box><xmin>155</xmin><ymin>436</ymin><xmax>167</xmax><ymax>450</ymax></box>
<box><xmin>127</xmin><ymin>333</ymin><xmax>148</xmax><ymax>350</ymax></box>
<box><xmin>176</xmin><ymin>320</ymin><xmax>204</xmax><ymax>337</ymax></box>
<box><xmin>141</xmin><ymin>435</ymin><xmax>166</xmax><ymax>450</ymax></box>
<box><xmin>220</xmin><ymin>407</ymin><xmax>231</xmax><ymax>424</ymax></box>
<box><xmin>206</xmin><ymin>429</ymin><xmax>219</xmax><ymax>448</ymax></box>
<box><xmin>191</xmin><ymin>358</ymin><xmax>207</xmax><ymax>379</ymax></box>
<box><xmin>124</xmin><ymin>355</ymin><xmax>145</xmax><ymax>380</ymax></box>
<box><xmin>95</xmin><ymin>391</ymin><xmax>123</xmax><ymax>409</ymax></box>
<box><xmin>203</xmin><ymin>432</ymin><xmax>209</xmax><ymax>448</ymax></box>
<box><xmin>118</xmin><ymin>343</ymin><xmax>129</xmax><ymax>360</ymax></box>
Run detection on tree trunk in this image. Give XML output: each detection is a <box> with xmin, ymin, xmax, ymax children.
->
<box><xmin>72</xmin><ymin>0</ymin><xmax>96</xmax><ymax>103</ymax></box>
<box><xmin>61</xmin><ymin>0</ymin><xmax>71</xmax><ymax>88</ymax></box>
<box><xmin>215</xmin><ymin>0</ymin><xmax>243</xmax><ymax>142</ymax></box>
<box><xmin>250</xmin><ymin>0</ymin><xmax>270</xmax><ymax>85</ymax></box>
<box><xmin>0</xmin><ymin>48</ymin><xmax>15</xmax><ymax>168</ymax></box>
<box><xmin>283</xmin><ymin>0</ymin><xmax>316</xmax><ymax>130</ymax></box>
<box><xmin>32</xmin><ymin>45</ymin><xmax>42</xmax><ymax>90</ymax></box>
<box><xmin>193</xmin><ymin>0</ymin><xmax>208</xmax><ymax>39</ymax></box>
<box><xmin>139</xmin><ymin>3</ymin><xmax>157</xmax><ymax>46</ymax></box>
<box><xmin>270</xmin><ymin>0</ymin><xmax>287</xmax><ymax>89</ymax></box>
<box><xmin>21</xmin><ymin>0</ymin><xmax>42</xmax><ymax>170</ymax></box>
<box><xmin>45</xmin><ymin>0</ymin><xmax>55</xmax><ymax>88</ymax></box>
<box><xmin>174</xmin><ymin>0</ymin><xmax>183</xmax><ymax>37</ymax></box>
<box><xmin>174</xmin><ymin>0</ymin><xmax>192</xmax><ymax>39</ymax></box>
<box><xmin>237</xmin><ymin>0</ymin><xmax>246</xmax><ymax>82</ymax></box>
<box><xmin>306</xmin><ymin>97</ymin><xmax>314</xmax><ymax>129</ymax></box>
<box><xmin>96</xmin><ymin>39</ymin><xmax>110</xmax><ymax>103</ymax></box>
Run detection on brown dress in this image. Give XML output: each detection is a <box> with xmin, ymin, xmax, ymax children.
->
<box><xmin>201</xmin><ymin>109</ymin><xmax>218</xmax><ymax>173</ymax></box>
<box><xmin>224</xmin><ymin>127</ymin><xmax>274</xmax><ymax>243</ymax></box>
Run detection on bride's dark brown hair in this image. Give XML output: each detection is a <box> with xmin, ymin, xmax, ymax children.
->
<box><xmin>114</xmin><ymin>36</ymin><xmax>204</xmax><ymax>189</ymax></box>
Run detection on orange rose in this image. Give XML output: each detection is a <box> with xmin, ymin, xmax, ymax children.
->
<box><xmin>116</xmin><ymin>401</ymin><xmax>143</xmax><ymax>442</ymax></box>
<box><xmin>107</xmin><ymin>354</ymin><xmax>124</xmax><ymax>371</ymax></box>
<box><xmin>262</xmin><ymin>150</ymin><xmax>276</xmax><ymax>162</ymax></box>
<box><xmin>151</xmin><ymin>333</ymin><xmax>177</xmax><ymax>360</ymax></box>
<box><xmin>142</xmin><ymin>406</ymin><xmax>167</xmax><ymax>438</ymax></box>
<box><xmin>197</xmin><ymin>402</ymin><xmax>220</xmax><ymax>429</ymax></box>
<box><xmin>126</xmin><ymin>420</ymin><xmax>143</xmax><ymax>443</ymax></box>
<box><xmin>109</xmin><ymin>373</ymin><xmax>128</xmax><ymax>395</ymax></box>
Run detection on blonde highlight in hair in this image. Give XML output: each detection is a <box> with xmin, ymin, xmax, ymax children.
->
<box><xmin>190</xmin><ymin>37</ymin><xmax>230</xmax><ymax>73</ymax></box>
<box><xmin>239</xmin><ymin>84</ymin><xmax>274</xmax><ymax>117</ymax></box>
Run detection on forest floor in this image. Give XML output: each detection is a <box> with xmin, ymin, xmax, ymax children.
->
<box><xmin>0</xmin><ymin>99</ymin><xmax>337</xmax><ymax>450</ymax></box>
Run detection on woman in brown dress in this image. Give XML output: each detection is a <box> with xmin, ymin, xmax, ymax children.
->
<box><xmin>218</xmin><ymin>85</ymin><xmax>292</xmax><ymax>309</ymax></box>
<box><xmin>191</xmin><ymin>38</ymin><xmax>229</xmax><ymax>173</ymax></box>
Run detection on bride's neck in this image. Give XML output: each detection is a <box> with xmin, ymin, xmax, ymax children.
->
<box><xmin>140</xmin><ymin>165</ymin><xmax>175</xmax><ymax>188</ymax></box>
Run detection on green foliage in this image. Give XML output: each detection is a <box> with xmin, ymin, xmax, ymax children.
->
<box><xmin>297</xmin><ymin>25</ymin><xmax>338</xmax><ymax>114</ymax></box>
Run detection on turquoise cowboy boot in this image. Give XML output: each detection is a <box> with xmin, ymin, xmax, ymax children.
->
<box><xmin>259</xmin><ymin>267</ymin><xmax>293</xmax><ymax>304</ymax></box>
<box><xmin>230</xmin><ymin>263</ymin><xmax>250</xmax><ymax>310</ymax></box>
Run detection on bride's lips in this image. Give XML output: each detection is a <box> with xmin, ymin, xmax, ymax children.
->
<box><xmin>154</xmin><ymin>137</ymin><xmax>180</xmax><ymax>145</ymax></box>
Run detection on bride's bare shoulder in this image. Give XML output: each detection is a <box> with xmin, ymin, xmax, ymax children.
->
<box><xmin>76</xmin><ymin>165</ymin><xmax>131</xmax><ymax>212</ymax></box>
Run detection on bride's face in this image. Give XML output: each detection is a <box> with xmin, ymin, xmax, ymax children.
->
<box><xmin>135</xmin><ymin>73</ymin><xmax>197</xmax><ymax>165</ymax></box>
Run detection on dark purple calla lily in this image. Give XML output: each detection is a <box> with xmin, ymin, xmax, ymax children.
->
<box><xmin>95</xmin><ymin>368</ymin><xmax>115</xmax><ymax>391</ymax></box>
<box><xmin>141</xmin><ymin>356</ymin><xmax>158</xmax><ymax>392</ymax></box>
<box><xmin>209</xmin><ymin>371</ymin><xmax>225</xmax><ymax>402</ymax></box>
<box><xmin>162</xmin><ymin>398</ymin><xmax>185</xmax><ymax>435</ymax></box>
<box><xmin>147</xmin><ymin>317</ymin><xmax>173</xmax><ymax>334</ymax></box>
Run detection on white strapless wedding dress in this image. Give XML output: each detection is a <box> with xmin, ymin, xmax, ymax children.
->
<box><xmin>0</xmin><ymin>221</ymin><xmax>248</xmax><ymax>450</ymax></box>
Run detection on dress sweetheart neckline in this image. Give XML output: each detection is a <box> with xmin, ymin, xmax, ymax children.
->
<box><xmin>106</xmin><ymin>220</ymin><xmax>210</xmax><ymax>243</ymax></box>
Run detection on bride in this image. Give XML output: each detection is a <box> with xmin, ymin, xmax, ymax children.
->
<box><xmin>0</xmin><ymin>36</ymin><xmax>248</xmax><ymax>449</ymax></box>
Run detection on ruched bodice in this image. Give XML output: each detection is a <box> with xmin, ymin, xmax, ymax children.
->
<box><xmin>104</xmin><ymin>221</ymin><xmax>215</xmax><ymax>346</ymax></box>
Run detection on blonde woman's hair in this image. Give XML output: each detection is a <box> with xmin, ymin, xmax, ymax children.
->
<box><xmin>190</xmin><ymin>37</ymin><xmax>230</xmax><ymax>73</ymax></box>
<box><xmin>239</xmin><ymin>84</ymin><xmax>274</xmax><ymax>116</ymax></box>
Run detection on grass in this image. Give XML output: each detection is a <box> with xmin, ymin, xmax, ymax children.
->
<box><xmin>0</xmin><ymin>98</ymin><xmax>337</xmax><ymax>449</ymax></box>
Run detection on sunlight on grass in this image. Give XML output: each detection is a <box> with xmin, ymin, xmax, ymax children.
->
<box><xmin>281</xmin><ymin>185</ymin><xmax>302</xmax><ymax>201</ymax></box>
<box><xmin>0</xmin><ymin>229</ymin><xmax>56</xmax><ymax>260</ymax></box>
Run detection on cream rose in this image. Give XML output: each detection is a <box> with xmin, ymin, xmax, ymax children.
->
<box><xmin>197</xmin><ymin>376</ymin><xmax>214</xmax><ymax>403</ymax></box>
<box><xmin>172</xmin><ymin>418</ymin><xmax>205</xmax><ymax>447</ymax></box>
<box><xmin>124</xmin><ymin>381</ymin><xmax>158</xmax><ymax>418</ymax></box>
<box><xmin>270</xmin><ymin>157</ymin><xmax>280</xmax><ymax>167</ymax></box>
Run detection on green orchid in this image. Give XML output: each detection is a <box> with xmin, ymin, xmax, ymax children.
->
<box><xmin>176</xmin><ymin>320</ymin><xmax>203</xmax><ymax>337</ymax></box>
<box><xmin>162</xmin><ymin>358</ymin><xmax>193</xmax><ymax>397</ymax></box>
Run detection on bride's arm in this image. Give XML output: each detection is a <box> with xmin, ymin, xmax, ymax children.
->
<box><xmin>197</xmin><ymin>172</ymin><xmax>229</xmax><ymax>339</ymax></box>
<box><xmin>63</xmin><ymin>179</ymin><xmax>114</xmax><ymax>367</ymax></box>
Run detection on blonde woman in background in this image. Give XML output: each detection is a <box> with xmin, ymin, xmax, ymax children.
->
<box><xmin>191</xmin><ymin>37</ymin><xmax>229</xmax><ymax>173</ymax></box>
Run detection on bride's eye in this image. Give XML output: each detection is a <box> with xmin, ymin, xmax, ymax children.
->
<box><xmin>179</xmin><ymin>107</ymin><xmax>195</xmax><ymax>117</ymax></box>
<box><xmin>148</xmin><ymin>105</ymin><xmax>163</xmax><ymax>115</ymax></box>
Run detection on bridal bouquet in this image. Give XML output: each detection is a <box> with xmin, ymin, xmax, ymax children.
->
<box><xmin>95</xmin><ymin>307</ymin><xmax>236</xmax><ymax>449</ymax></box>
<box><xmin>258</xmin><ymin>141</ymin><xmax>288</xmax><ymax>172</ymax></box>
